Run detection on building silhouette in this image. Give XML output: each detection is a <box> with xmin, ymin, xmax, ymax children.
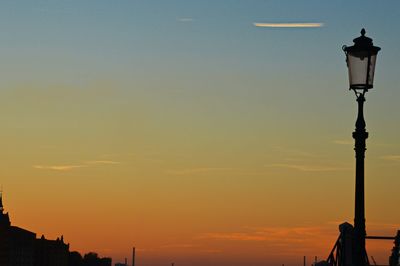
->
<box><xmin>0</xmin><ymin>193</ymin><xmax>111</xmax><ymax>266</ymax></box>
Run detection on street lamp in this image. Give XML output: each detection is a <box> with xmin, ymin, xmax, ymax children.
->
<box><xmin>343</xmin><ymin>29</ymin><xmax>381</xmax><ymax>266</ymax></box>
<box><xmin>343</xmin><ymin>28</ymin><xmax>381</xmax><ymax>91</ymax></box>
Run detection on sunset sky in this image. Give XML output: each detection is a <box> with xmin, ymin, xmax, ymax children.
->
<box><xmin>1</xmin><ymin>1</ymin><xmax>400</xmax><ymax>265</ymax></box>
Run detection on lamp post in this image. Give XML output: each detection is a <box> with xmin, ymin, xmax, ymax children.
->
<box><xmin>343</xmin><ymin>29</ymin><xmax>381</xmax><ymax>266</ymax></box>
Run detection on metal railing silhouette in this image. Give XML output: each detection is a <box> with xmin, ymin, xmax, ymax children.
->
<box><xmin>326</xmin><ymin>227</ymin><xmax>400</xmax><ymax>266</ymax></box>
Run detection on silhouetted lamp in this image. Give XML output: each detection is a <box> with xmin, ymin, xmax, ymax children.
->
<box><xmin>343</xmin><ymin>28</ymin><xmax>381</xmax><ymax>91</ymax></box>
<box><xmin>343</xmin><ymin>29</ymin><xmax>381</xmax><ymax>266</ymax></box>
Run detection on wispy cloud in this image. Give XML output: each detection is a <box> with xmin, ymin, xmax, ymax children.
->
<box><xmin>381</xmin><ymin>155</ymin><xmax>400</xmax><ymax>162</ymax></box>
<box><xmin>34</xmin><ymin>160</ymin><xmax>121</xmax><ymax>171</ymax></box>
<box><xmin>160</xmin><ymin>244</ymin><xmax>198</xmax><ymax>249</ymax></box>
<box><xmin>200</xmin><ymin>232</ymin><xmax>267</xmax><ymax>241</ymax></box>
<box><xmin>166</xmin><ymin>167</ymin><xmax>235</xmax><ymax>175</ymax></box>
<box><xmin>265</xmin><ymin>163</ymin><xmax>350</xmax><ymax>172</ymax></box>
<box><xmin>198</xmin><ymin>223</ymin><xmax>398</xmax><ymax>257</ymax></box>
<box><xmin>333</xmin><ymin>139</ymin><xmax>353</xmax><ymax>145</ymax></box>
<box><xmin>199</xmin><ymin>225</ymin><xmax>335</xmax><ymax>245</ymax></box>
<box><xmin>85</xmin><ymin>160</ymin><xmax>121</xmax><ymax>165</ymax></box>
<box><xmin>198</xmin><ymin>225</ymin><xmax>340</xmax><ymax>256</ymax></box>
<box><xmin>273</xmin><ymin>146</ymin><xmax>316</xmax><ymax>158</ymax></box>
<box><xmin>158</xmin><ymin>244</ymin><xmax>222</xmax><ymax>254</ymax></box>
<box><xmin>177</xmin><ymin>17</ymin><xmax>194</xmax><ymax>23</ymax></box>
<box><xmin>33</xmin><ymin>165</ymin><xmax>85</xmax><ymax>171</ymax></box>
<box><xmin>365</xmin><ymin>221</ymin><xmax>400</xmax><ymax>230</ymax></box>
<box><xmin>254</xmin><ymin>22</ymin><xmax>324</xmax><ymax>28</ymax></box>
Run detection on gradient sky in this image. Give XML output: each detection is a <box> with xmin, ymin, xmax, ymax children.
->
<box><xmin>1</xmin><ymin>1</ymin><xmax>400</xmax><ymax>265</ymax></box>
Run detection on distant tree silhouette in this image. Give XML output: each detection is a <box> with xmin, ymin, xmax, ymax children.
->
<box><xmin>83</xmin><ymin>252</ymin><xmax>100</xmax><ymax>266</ymax></box>
<box><xmin>69</xmin><ymin>251</ymin><xmax>83</xmax><ymax>266</ymax></box>
<box><xmin>68</xmin><ymin>251</ymin><xmax>111</xmax><ymax>266</ymax></box>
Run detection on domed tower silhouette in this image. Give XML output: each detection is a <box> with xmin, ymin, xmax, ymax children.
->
<box><xmin>0</xmin><ymin>191</ymin><xmax>11</xmax><ymax>227</ymax></box>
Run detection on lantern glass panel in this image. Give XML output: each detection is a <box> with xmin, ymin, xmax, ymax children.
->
<box><xmin>347</xmin><ymin>51</ymin><xmax>377</xmax><ymax>90</ymax></box>
<box><xmin>368</xmin><ymin>53</ymin><xmax>377</xmax><ymax>87</ymax></box>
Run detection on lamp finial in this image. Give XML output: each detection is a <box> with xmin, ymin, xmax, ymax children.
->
<box><xmin>361</xmin><ymin>28</ymin><xmax>366</xmax><ymax>36</ymax></box>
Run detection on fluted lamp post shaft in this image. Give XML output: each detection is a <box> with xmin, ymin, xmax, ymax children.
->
<box><xmin>353</xmin><ymin>93</ymin><xmax>368</xmax><ymax>266</ymax></box>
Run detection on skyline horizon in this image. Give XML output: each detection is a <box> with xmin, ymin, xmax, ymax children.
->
<box><xmin>1</xmin><ymin>186</ymin><xmax>398</xmax><ymax>265</ymax></box>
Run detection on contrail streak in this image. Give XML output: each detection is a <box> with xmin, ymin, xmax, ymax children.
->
<box><xmin>254</xmin><ymin>22</ymin><xmax>324</xmax><ymax>28</ymax></box>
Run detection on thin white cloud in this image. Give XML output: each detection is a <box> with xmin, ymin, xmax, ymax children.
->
<box><xmin>33</xmin><ymin>165</ymin><xmax>85</xmax><ymax>171</ymax></box>
<box><xmin>177</xmin><ymin>17</ymin><xmax>194</xmax><ymax>22</ymax></box>
<box><xmin>254</xmin><ymin>22</ymin><xmax>324</xmax><ymax>28</ymax></box>
<box><xmin>34</xmin><ymin>160</ymin><xmax>121</xmax><ymax>171</ymax></box>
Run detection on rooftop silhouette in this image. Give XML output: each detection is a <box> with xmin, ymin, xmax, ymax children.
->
<box><xmin>0</xmin><ymin>192</ymin><xmax>112</xmax><ymax>266</ymax></box>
